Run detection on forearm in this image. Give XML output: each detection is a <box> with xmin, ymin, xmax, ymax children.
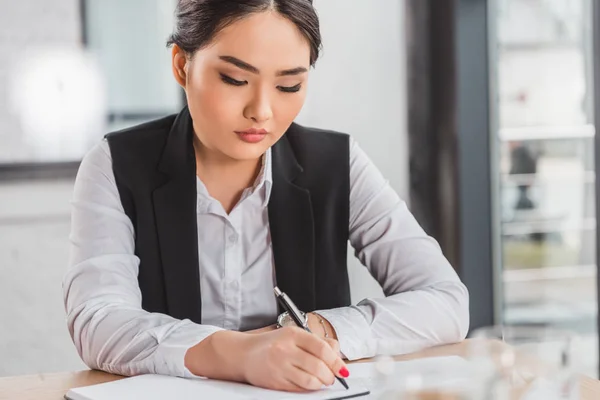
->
<box><xmin>65</xmin><ymin>258</ymin><xmax>222</xmax><ymax>377</ymax></box>
<box><xmin>66</xmin><ymin>295</ymin><xmax>222</xmax><ymax>377</ymax></box>
<box><xmin>315</xmin><ymin>281</ymin><xmax>470</xmax><ymax>360</ymax></box>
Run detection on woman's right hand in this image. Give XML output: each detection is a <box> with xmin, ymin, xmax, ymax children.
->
<box><xmin>184</xmin><ymin>327</ymin><xmax>349</xmax><ymax>392</ymax></box>
<box><xmin>240</xmin><ymin>327</ymin><xmax>349</xmax><ymax>392</ymax></box>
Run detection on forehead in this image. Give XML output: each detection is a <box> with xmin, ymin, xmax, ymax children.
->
<box><xmin>202</xmin><ymin>11</ymin><xmax>311</xmax><ymax>70</ymax></box>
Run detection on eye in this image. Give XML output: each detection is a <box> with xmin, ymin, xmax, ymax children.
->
<box><xmin>277</xmin><ymin>84</ymin><xmax>302</xmax><ymax>93</ymax></box>
<box><xmin>220</xmin><ymin>73</ymin><xmax>247</xmax><ymax>87</ymax></box>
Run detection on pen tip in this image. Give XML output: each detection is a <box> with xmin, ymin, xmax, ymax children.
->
<box><xmin>339</xmin><ymin>378</ymin><xmax>349</xmax><ymax>390</ymax></box>
<box><xmin>273</xmin><ymin>286</ymin><xmax>282</xmax><ymax>296</ymax></box>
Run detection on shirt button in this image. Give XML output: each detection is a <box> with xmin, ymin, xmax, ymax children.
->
<box><xmin>228</xmin><ymin>233</ymin><xmax>238</xmax><ymax>243</ymax></box>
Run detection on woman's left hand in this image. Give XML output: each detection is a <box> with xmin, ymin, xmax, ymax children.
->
<box><xmin>307</xmin><ymin>313</ymin><xmax>338</xmax><ymax>341</ymax></box>
<box><xmin>247</xmin><ymin>313</ymin><xmax>338</xmax><ymax>341</ymax></box>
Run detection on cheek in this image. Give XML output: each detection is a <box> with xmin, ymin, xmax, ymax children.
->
<box><xmin>187</xmin><ymin>78</ymin><xmax>241</xmax><ymax>126</ymax></box>
<box><xmin>272</xmin><ymin>92</ymin><xmax>307</xmax><ymax>126</ymax></box>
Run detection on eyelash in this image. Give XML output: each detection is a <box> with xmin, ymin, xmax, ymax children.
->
<box><xmin>219</xmin><ymin>73</ymin><xmax>301</xmax><ymax>93</ymax></box>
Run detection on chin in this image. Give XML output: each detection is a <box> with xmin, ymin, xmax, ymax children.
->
<box><xmin>224</xmin><ymin>144</ymin><xmax>269</xmax><ymax>161</ymax></box>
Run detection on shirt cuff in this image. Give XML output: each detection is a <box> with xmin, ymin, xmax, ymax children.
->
<box><xmin>152</xmin><ymin>320</ymin><xmax>224</xmax><ymax>378</ymax></box>
<box><xmin>314</xmin><ymin>306</ymin><xmax>376</xmax><ymax>360</ymax></box>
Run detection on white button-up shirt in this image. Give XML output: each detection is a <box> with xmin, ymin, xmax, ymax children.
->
<box><xmin>63</xmin><ymin>136</ymin><xmax>469</xmax><ymax>378</ymax></box>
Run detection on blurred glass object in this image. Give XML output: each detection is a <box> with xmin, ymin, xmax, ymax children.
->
<box><xmin>8</xmin><ymin>47</ymin><xmax>106</xmax><ymax>161</ymax></box>
<box><xmin>491</xmin><ymin>0</ymin><xmax>598</xmax><ymax>377</ymax></box>
<box><xmin>372</xmin><ymin>356</ymin><xmax>488</xmax><ymax>400</ymax></box>
<box><xmin>469</xmin><ymin>325</ymin><xmax>581</xmax><ymax>399</ymax></box>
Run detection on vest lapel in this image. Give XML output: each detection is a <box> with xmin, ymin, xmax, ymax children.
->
<box><xmin>152</xmin><ymin>107</ymin><xmax>202</xmax><ymax>323</ymax></box>
<box><xmin>269</xmin><ymin>130</ymin><xmax>317</xmax><ymax>312</ymax></box>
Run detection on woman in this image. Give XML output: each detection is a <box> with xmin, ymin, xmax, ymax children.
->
<box><xmin>63</xmin><ymin>0</ymin><xmax>469</xmax><ymax>393</ymax></box>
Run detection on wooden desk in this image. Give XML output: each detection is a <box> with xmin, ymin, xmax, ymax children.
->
<box><xmin>1</xmin><ymin>341</ymin><xmax>599</xmax><ymax>400</ymax></box>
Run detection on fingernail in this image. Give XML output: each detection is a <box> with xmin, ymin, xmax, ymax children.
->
<box><xmin>339</xmin><ymin>367</ymin><xmax>350</xmax><ymax>378</ymax></box>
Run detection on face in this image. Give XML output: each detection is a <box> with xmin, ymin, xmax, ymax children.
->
<box><xmin>172</xmin><ymin>11</ymin><xmax>311</xmax><ymax>161</ymax></box>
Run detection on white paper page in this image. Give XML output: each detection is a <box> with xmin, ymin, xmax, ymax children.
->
<box><xmin>65</xmin><ymin>374</ymin><xmax>369</xmax><ymax>400</ymax></box>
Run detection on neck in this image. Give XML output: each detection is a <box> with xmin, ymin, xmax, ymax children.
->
<box><xmin>193</xmin><ymin>136</ymin><xmax>262</xmax><ymax>213</ymax></box>
<box><xmin>194</xmin><ymin>136</ymin><xmax>261</xmax><ymax>177</ymax></box>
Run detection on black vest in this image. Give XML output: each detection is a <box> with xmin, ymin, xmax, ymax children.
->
<box><xmin>105</xmin><ymin>107</ymin><xmax>351</xmax><ymax>324</ymax></box>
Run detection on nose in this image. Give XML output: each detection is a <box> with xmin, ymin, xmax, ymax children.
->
<box><xmin>243</xmin><ymin>89</ymin><xmax>273</xmax><ymax>124</ymax></box>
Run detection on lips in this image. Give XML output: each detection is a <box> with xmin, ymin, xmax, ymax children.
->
<box><xmin>234</xmin><ymin>128</ymin><xmax>268</xmax><ymax>144</ymax></box>
<box><xmin>235</xmin><ymin>128</ymin><xmax>268</xmax><ymax>135</ymax></box>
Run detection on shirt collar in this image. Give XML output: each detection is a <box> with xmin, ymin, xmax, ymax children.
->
<box><xmin>196</xmin><ymin>148</ymin><xmax>273</xmax><ymax>210</ymax></box>
<box><xmin>255</xmin><ymin>147</ymin><xmax>273</xmax><ymax>208</ymax></box>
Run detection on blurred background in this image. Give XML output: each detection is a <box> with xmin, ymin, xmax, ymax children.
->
<box><xmin>0</xmin><ymin>0</ymin><xmax>599</xmax><ymax>381</ymax></box>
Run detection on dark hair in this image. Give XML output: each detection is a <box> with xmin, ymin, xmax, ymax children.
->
<box><xmin>167</xmin><ymin>0</ymin><xmax>322</xmax><ymax>66</ymax></box>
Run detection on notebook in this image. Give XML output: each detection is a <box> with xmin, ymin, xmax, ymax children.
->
<box><xmin>65</xmin><ymin>373</ymin><xmax>370</xmax><ymax>400</ymax></box>
<box><xmin>65</xmin><ymin>356</ymin><xmax>471</xmax><ymax>400</ymax></box>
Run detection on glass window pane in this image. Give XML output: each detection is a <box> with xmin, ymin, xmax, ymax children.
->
<box><xmin>492</xmin><ymin>0</ymin><xmax>598</xmax><ymax>377</ymax></box>
<box><xmin>83</xmin><ymin>0</ymin><xmax>182</xmax><ymax>132</ymax></box>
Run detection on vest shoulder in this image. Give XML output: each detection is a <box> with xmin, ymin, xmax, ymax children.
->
<box><xmin>287</xmin><ymin>123</ymin><xmax>350</xmax><ymax>144</ymax></box>
<box><xmin>284</xmin><ymin>123</ymin><xmax>351</xmax><ymax>176</ymax></box>
<box><xmin>105</xmin><ymin>114</ymin><xmax>177</xmax><ymax>145</ymax></box>
<box><xmin>286</xmin><ymin>123</ymin><xmax>351</xmax><ymax>156</ymax></box>
<box><xmin>104</xmin><ymin>114</ymin><xmax>178</xmax><ymax>181</ymax></box>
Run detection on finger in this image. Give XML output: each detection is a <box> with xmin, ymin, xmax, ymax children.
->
<box><xmin>291</xmin><ymin>347</ymin><xmax>336</xmax><ymax>387</ymax></box>
<box><xmin>285</xmin><ymin>362</ymin><xmax>327</xmax><ymax>391</ymax></box>
<box><xmin>282</xmin><ymin>378</ymin><xmax>311</xmax><ymax>393</ymax></box>
<box><xmin>325</xmin><ymin>338</ymin><xmax>340</xmax><ymax>355</ymax></box>
<box><xmin>295</xmin><ymin>331</ymin><xmax>347</xmax><ymax>376</ymax></box>
<box><xmin>323</xmin><ymin>338</ymin><xmax>347</xmax><ymax>377</ymax></box>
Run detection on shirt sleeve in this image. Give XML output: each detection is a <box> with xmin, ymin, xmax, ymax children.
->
<box><xmin>63</xmin><ymin>140</ymin><xmax>223</xmax><ymax>377</ymax></box>
<box><xmin>315</xmin><ymin>138</ymin><xmax>469</xmax><ymax>360</ymax></box>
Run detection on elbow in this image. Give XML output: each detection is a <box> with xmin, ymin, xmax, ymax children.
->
<box><xmin>449</xmin><ymin>281</ymin><xmax>470</xmax><ymax>343</ymax></box>
<box><xmin>64</xmin><ymin>277</ymin><xmax>131</xmax><ymax>375</ymax></box>
<box><xmin>456</xmin><ymin>282</ymin><xmax>470</xmax><ymax>341</ymax></box>
<box><xmin>65</xmin><ymin>294</ymin><xmax>100</xmax><ymax>370</ymax></box>
<box><xmin>63</xmin><ymin>270</ymin><xmax>148</xmax><ymax>376</ymax></box>
<box><xmin>64</xmin><ymin>276</ymin><xmax>98</xmax><ymax>371</ymax></box>
<box><xmin>66</xmin><ymin>304</ymin><xmax>102</xmax><ymax>372</ymax></box>
<box><xmin>432</xmin><ymin>280</ymin><xmax>470</xmax><ymax>345</ymax></box>
<box><xmin>67</xmin><ymin>305</ymin><xmax>138</xmax><ymax>376</ymax></box>
<box><xmin>65</xmin><ymin>298</ymin><xmax>131</xmax><ymax>374</ymax></box>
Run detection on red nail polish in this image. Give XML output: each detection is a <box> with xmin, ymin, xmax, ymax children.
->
<box><xmin>339</xmin><ymin>367</ymin><xmax>350</xmax><ymax>378</ymax></box>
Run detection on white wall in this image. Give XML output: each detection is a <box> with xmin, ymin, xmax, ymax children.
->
<box><xmin>0</xmin><ymin>181</ymin><xmax>86</xmax><ymax>376</ymax></box>
<box><xmin>0</xmin><ymin>0</ymin><xmax>81</xmax><ymax>163</ymax></box>
<box><xmin>297</xmin><ymin>0</ymin><xmax>408</xmax><ymax>302</ymax></box>
<box><xmin>0</xmin><ymin>0</ymin><xmax>87</xmax><ymax>377</ymax></box>
<box><xmin>0</xmin><ymin>0</ymin><xmax>408</xmax><ymax>376</ymax></box>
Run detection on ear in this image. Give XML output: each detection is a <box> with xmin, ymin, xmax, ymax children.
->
<box><xmin>171</xmin><ymin>45</ymin><xmax>188</xmax><ymax>88</ymax></box>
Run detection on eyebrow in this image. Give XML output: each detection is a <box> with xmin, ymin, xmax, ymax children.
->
<box><xmin>219</xmin><ymin>56</ymin><xmax>308</xmax><ymax>77</ymax></box>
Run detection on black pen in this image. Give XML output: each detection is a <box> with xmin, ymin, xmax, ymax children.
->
<box><xmin>274</xmin><ymin>286</ymin><xmax>350</xmax><ymax>390</ymax></box>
